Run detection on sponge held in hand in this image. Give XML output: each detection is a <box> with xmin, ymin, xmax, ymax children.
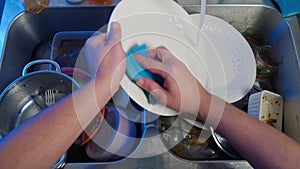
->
<box><xmin>126</xmin><ymin>44</ymin><xmax>164</xmax><ymax>86</ymax></box>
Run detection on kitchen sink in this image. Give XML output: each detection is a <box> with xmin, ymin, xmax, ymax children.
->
<box><xmin>1</xmin><ymin>1</ymin><xmax>300</xmax><ymax>169</ymax></box>
<box><xmin>0</xmin><ymin>4</ymin><xmax>113</xmax><ymax>92</ymax></box>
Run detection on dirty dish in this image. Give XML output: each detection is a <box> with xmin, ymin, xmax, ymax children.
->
<box><xmin>190</xmin><ymin>14</ymin><xmax>256</xmax><ymax>103</ymax></box>
<box><xmin>248</xmin><ymin>90</ymin><xmax>283</xmax><ymax>130</ymax></box>
<box><xmin>159</xmin><ymin>116</ymin><xmax>221</xmax><ymax>160</ymax></box>
<box><xmin>246</xmin><ymin>37</ymin><xmax>282</xmax><ymax>81</ymax></box>
<box><xmin>86</xmin><ymin>105</ymin><xmax>137</xmax><ymax>161</ymax></box>
<box><xmin>0</xmin><ymin>59</ymin><xmax>79</xmax><ymax>169</ymax></box>
<box><xmin>81</xmin><ymin>108</ymin><xmax>106</xmax><ymax>146</ymax></box>
<box><xmin>210</xmin><ymin>127</ymin><xmax>241</xmax><ymax>158</ymax></box>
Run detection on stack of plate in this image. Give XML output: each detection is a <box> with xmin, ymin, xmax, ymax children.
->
<box><xmin>107</xmin><ymin>0</ymin><xmax>256</xmax><ymax>117</ymax></box>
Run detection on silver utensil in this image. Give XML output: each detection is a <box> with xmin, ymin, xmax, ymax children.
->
<box><xmin>45</xmin><ymin>89</ymin><xmax>55</xmax><ymax>106</ymax></box>
<box><xmin>33</xmin><ymin>95</ymin><xmax>47</xmax><ymax>109</ymax></box>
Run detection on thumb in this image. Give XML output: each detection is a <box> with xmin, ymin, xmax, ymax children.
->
<box><xmin>136</xmin><ymin>78</ymin><xmax>168</xmax><ymax>103</ymax></box>
<box><xmin>107</xmin><ymin>22</ymin><xmax>122</xmax><ymax>44</ymax></box>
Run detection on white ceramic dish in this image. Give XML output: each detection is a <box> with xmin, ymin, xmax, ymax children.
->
<box><xmin>108</xmin><ymin>0</ymin><xmax>208</xmax><ymax>116</ymax></box>
<box><xmin>248</xmin><ymin>90</ymin><xmax>283</xmax><ymax>130</ymax></box>
<box><xmin>108</xmin><ymin>1</ymin><xmax>255</xmax><ymax>116</ymax></box>
<box><xmin>108</xmin><ymin>0</ymin><xmax>192</xmax><ymax>23</ymax></box>
<box><xmin>190</xmin><ymin>14</ymin><xmax>256</xmax><ymax>103</ymax></box>
<box><xmin>184</xmin><ymin>14</ymin><xmax>256</xmax><ymax>128</ymax></box>
<box><xmin>107</xmin><ymin>0</ymin><xmax>195</xmax><ymax>42</ymax></box>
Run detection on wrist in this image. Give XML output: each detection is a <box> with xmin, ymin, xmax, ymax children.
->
<box><xmin>87</xmin><ymin>77</ymin><xmax>114</xmax><ymax>107</ymax></box>
<box><xmin>197</xmin><ymin>85</ymin><xmax>228</xmax><ymax>129</ymax></box>
<box><xmin>197</xmin><ymin>83</ymin><xmax>212</xmax><ymax>121</ymax></box>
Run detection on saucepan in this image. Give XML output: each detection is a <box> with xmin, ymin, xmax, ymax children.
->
<box><xmin>85</xmin><ymin>95</ymin><xmax>150</xmax><ymax>162</ymax></box>
<box><xmin>86</xmin><ymin>104</ymin><xmax>138</xmax><ymax>161</ymax></box>
<box><xmin>210</xmin><ymin>127</ymin><xmax>241</xmax><ymax>158</ymax></box>
<box><xmin>0</xmin><ymin>59</ymin><xmax>80</xmax><ymax>169</ymax></box>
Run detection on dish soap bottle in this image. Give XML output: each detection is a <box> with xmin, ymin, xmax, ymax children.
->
<box><xmin>20</xmin><ymin>0</ymin><xmax>49</xmax><ymax>14</ymax></box>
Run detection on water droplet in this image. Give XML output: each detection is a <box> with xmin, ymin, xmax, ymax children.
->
<box><xmin>224</xmin><ymin>30</ymin><xmax>230</xmax><ymax>37</ymax></box>
<box><xmin>176</xmin><ymin>24</ymin><xmax>184</xmax><ymax>30</ymax></box>
<box><xmin>173</xmin><ymin>16</ymin><xmax>179</xmax><ymax>24</ymax></box>
<box><xmin>169</xmin><ymin>16</ymin><xmax>186</xmax><ymax>35</ymax></box>
<box><xmin>227</xmin><ymin>49</ymin><xmax>242</xmax><ymax>74</ymax></box>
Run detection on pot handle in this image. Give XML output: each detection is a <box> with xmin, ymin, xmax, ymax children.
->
<box><xmin>22</xmin><ymin>59</ymin><xmax>61</xmax><ymax>76</ymax></box>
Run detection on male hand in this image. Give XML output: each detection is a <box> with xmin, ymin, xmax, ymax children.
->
<box><xmin>135</xmin><ymin>46</ymin><xmax>210</xmax><ymax>115</ymax></box>
<box><xmin>84</xmin><ymin>22</ymin><xmax>126</xmax><ymax>94</ymax></box>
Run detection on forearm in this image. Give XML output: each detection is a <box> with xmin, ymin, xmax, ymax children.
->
<box><xmin>200</xmin><ymin>94</ymin><xmax>300</xmax><ymax>169</ymax></box>
<box><xmin>0</xmin><ymin>78</ymin><xmax>112</xmax><ymax>169</ymax></box>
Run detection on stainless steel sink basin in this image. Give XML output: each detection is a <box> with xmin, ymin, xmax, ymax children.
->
<box><xmin>1</xmin><ymin>1</ymin><xmax>300</xmax><ymax>169</ymax></box>
<box><xmin>0</xmin><ymin>4</ymin><xmax>113</xmax><ymax>92</ymax></box>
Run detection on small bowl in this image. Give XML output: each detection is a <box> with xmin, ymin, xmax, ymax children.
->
<box><xmin>86</xmin><ymin>104</ymin><xmax>137</xmax><ymax>161</ymax></box>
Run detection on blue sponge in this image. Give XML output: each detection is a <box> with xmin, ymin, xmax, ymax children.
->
<box><xmin>274</xmin><ymin>0</ymin><xmax>300</xmax><ymax>17</ymax></box>
<box><xmin>126</xmin><ymin>44</ymin><xmax>164</xmax><ymax>86</ymax></box>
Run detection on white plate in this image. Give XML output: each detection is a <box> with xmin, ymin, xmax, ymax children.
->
<box><xmin>108</xmin><ymin>2</ymin><xmax>255</xmax><ymax>116</ymax></box>
<box><xmin>190</xmin><ymin>14</ymin><xmax>256</xmax><ymax>103</ymax></box>
<box><xmin>108</xmin><ymin>0</ymin><xmax>192</xmax><ymax>22</ymax></box>
<box><xmin>108</xmin><ymin>0</ymin><xmax>208</xmax><ymax>116</ymax></box>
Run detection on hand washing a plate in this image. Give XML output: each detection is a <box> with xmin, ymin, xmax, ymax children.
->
<box><xmin>107</xmin><ymin>0</ymin><xmax>256</xmax><ymax>117</ymax></box>
<box><xmin>84</xmin><ymin>0</ymin><xmax>256</xmax><ymax>160</ymax></box>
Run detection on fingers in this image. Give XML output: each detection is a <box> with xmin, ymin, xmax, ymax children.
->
<box><xmin>86</xmin><ymin>33</ymin><xmax>107</xmax><ymax>46</ymax></box>
<box><xmin>136</xmin><ymin>78</ymin><xmax>168</xmax><ymax>103</ymax></box>
<box><xmin>107</xmin><ymin>22</ymin><xmax>122</xmax><ymax>45</ymax></box>
<box><xmin>86</xmin><ymin>22</ymin><xmax>121</xmax><ymax>47</ymax></box>
<box><xmin>134</xmin><ymin>54</ymin><xmax>167</xmax><ymax>79</ymax></box>
<box><xmin>147</xmin><ymin>48</ymin><xmax>161</xmax><ymax>61</ymax></box>
<box><xmin>148</xmin><ymin>46</ymin><xmax>175</xmax><ymax>62</ymax></box>
<box><xmin>95</xmin><ymin>33</ymin><xmax>107</xmax><ymax>42</ymax></box>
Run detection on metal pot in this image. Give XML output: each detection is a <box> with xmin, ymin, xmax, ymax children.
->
<box><xmin>0</xmin><ymin>59</ymin><xmax>80</xmax><ymax>168</ymax></box>
<box><xmin>86</xmin><ymin>104</ymin><xmax>137</xmax><ymax>161</ymax></box>
<box><xmin>210</xmin><ymin>127</ymin><xmax>241</xmax><ymax>158</ymax></box>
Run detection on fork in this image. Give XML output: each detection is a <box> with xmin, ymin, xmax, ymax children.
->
<box><xmin>45</xmin><ymin>89</ymin><xmax>55</xmax><ymax>106</ymax></box>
